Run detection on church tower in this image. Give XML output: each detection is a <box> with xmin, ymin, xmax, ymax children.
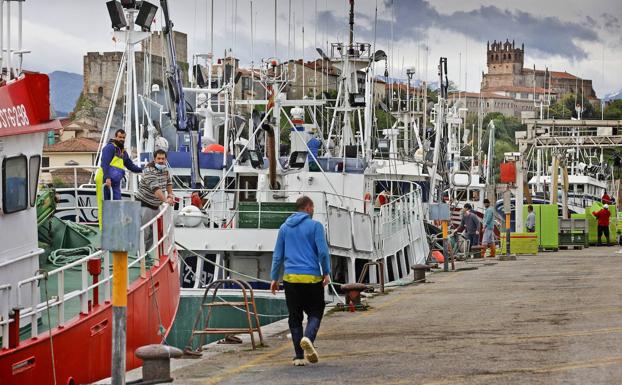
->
<box><xmin>486</xmin><ymin>39</ymin><xmax>523</xmax><ymax>75</ymax></box>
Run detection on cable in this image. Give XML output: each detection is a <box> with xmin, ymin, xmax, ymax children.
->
<box><xmin>39</xmin><ymin>270</ymin><xmax>58</xmax><ymax>385</ymax></box>
<box><xmin>175</xmin><ymin>241</ymin><xmax>346</xmax><ymax>305</ymax></box>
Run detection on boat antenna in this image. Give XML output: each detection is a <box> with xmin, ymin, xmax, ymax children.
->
<box><xmin>348</xmin><ymin>0</ymin><xmax>354</xmax><ymax>47</ymax></box>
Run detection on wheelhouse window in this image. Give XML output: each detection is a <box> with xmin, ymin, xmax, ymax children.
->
<box><xmin>2</xmin><ymin>155</ymin><xmax>28</xmax><ymax>214</ymax></box>
<box><xmin>469</xmin><ymin>189</ymin><xmax>481</xmax><ymax>202</ymax></box>
<box><xmin>455</xmin><ymin>189</ymin><xmax>467</xmax><ymax>201</ymax></box>
<box><xmin>29</xmin><ymin>155</ymin><xmax>41</xmax><ymax>207</ymax></box>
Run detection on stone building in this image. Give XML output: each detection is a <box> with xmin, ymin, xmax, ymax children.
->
<box><xmin>481</xmin><ymin>39</ymin><xmax>598</xmax><ymax>104</ymax></box>
<box><xmin>81</xmin><ymin>31</ymin><xmax>189</xmax><ymax>129</ymax></box>
<box><xmin>449</xmin><ymin>91</ymin><xmax>543</xmax><ymax>119</ymax></box>
<box><xmin>282</xmin><ymin>59</ymin><xmax>340</xmax><ymax>100</ymax></box>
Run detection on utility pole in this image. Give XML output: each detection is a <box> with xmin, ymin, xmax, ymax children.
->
<box><xmin>102</xmin><ymin>198</ymin><xmax>141</xmax><ymax>385</ymax></box>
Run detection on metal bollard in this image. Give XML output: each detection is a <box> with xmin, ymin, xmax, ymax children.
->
<box><xmin>131</xmin><ymin>344</ymin><xmax>183</xmax><ymax>384</ymax></box>
<box><xmin>341</xmin><ymin>283</ymin><xmax>369</xmax><ymax>312</ymax></box>
<box><xmin>411</xmin><ymin>264</ymin><xmax>431</xmax><ymax>283</ymax></box>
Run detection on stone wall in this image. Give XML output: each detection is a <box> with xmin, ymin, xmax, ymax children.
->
<box><xmin>81</xmin><ymin>31</ymin><xmax>189</xmax><ymax>129</ymax></box>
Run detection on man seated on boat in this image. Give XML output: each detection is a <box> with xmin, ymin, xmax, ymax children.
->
<box><xmin>455</xmin><ymin>203</ymin><xmax>480</xmax><ymax>251</ymax></box>
<box><xmin>95</xmin><ymin>129</ymin><xmax>143</xmax><ymax>227</ymax></box>
<box><xmin>135</xmin><ymin>149</ymin><xmax>175</xmax><ymax>250</ymax></box>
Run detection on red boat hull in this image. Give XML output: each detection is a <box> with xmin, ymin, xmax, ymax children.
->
<box><xmin>0</xmin><ymin>254</ymin><xmax>180</xmax><ymax>385</ymax></box>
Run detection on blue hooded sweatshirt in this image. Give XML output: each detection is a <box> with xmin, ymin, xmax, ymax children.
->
<box><xmin>270</xmin><ymin>212</ymin><xmax>331</xmax><ymax>281</ymax></box>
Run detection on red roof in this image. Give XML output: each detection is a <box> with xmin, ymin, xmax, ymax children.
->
<box><xmin>550</xmin><ymin>71</ymin><xmax>578</xmax><ymax>80</ymax></box>
<box><xmin>44</xmin><ymin>137</ymin><xmax>100</xmax><ymax>153</ymax></box>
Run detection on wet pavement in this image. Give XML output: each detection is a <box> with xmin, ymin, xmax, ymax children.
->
<box><xmin>171</xmin><ymin>246</ymin><xmax>622</xmax><ymax>385</ymax></box>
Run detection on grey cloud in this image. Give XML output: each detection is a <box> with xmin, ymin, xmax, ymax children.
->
<box><xmin>601</xmin><ymin>13</ymin><xmax>621</xmax><ymax>30</ymax></box>
<box><xmin>318</xmin><ymin>0</ymin><xmax>599</xmax><ymax>60</ymax></box>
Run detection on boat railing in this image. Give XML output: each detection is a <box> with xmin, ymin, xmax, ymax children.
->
<box><xmin>374</xmin><ymin>186</ymin><xmax>425</xmax><ymax>243</ymax></box>
<box><xmin>2</xmin><ymin>204</ymin><xmax>174</xmax><ymax>345</ymax></box>
<box><xmin>173</xmin><ymin>188</ymin><xmax>368</xmax><ymax>230</ymax></box>
<box><xmin>0</xmin><ymin>284</ymin><xmax>11</xmax><ymax>349</ymax></box>
<box><xmin>41</xmin><ymin>165</ymin><xmax>100</xmax><ymax>223</ymax></box>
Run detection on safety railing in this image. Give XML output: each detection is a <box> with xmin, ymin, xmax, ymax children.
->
<box><xmin>40</xmin><ymin>165</ymin><xmax>136</xmax><ymax>224</ymax></box>
<box><xmin>2</xmin><ymin>204</ymin><xmax>174</xmax><ymax>345</ymax></box>
<box><xmin>172</xmin><ymin>188</ymin><xmax>368</xmax><ymax>230</ymax></box>
<box><xmin>374</xmin><ymin>184</ymin><xmax>425</xmax><ymax>244</ymax></box>
<box><xmin>0</xmin><ymin>284</ymin><xmax>11</xmax><ymax>349</ymax></box>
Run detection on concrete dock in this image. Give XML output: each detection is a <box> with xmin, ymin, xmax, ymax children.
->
<box><xmin>170</xmin><ymin>247</ymin><xmax>622</xmax><ymax>385</ymax></box>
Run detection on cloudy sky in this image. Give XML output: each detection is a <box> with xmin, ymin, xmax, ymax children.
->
<box><xmin>19</xmin><ymin>0</ymin><xmax>622</xmax><ymax>96</ymax></box>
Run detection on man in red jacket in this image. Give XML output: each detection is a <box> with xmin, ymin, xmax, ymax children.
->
<box><xmin>592</xmin><ymin>204</ymin><xmax>611</xmax><ymax>246</ymax></box>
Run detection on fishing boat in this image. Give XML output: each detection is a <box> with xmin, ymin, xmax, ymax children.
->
<box><xmin>0</xmin><ymin>3</ymin><xmax>180</xmax><ymax>384</ymax></box>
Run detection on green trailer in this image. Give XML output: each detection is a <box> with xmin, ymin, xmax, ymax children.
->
<box><xmin>523</xmin><ymin>204</ymin><xmax>558</xmax><ymax>251</ymax></box>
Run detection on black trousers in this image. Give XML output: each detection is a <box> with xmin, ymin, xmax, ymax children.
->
<box><xmin>284</xmin><ymin>281</ymin><xmax>325</xmax><ymax>358</ymax></box>
<box><xmin>597</xmin><ymin>225</ymin><xmax>610</xmax><ymax>245</ymax></box>
<box><xmin>284</xmin><ymin>281</ymin><xmax>325</xmax><ymax>328</ymax></box>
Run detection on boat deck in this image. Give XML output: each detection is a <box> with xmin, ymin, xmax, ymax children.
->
<box><xmin>166</xmin><ymin>246</ymin><xmax>622</xmax><ymax>385</ymax></box>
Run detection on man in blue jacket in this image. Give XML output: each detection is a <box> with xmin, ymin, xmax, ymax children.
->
<box><xmin>95</xmin><ymin>129</ymin><xmax>143</xmax><ymax>227</ymax></box>
<box><xmin>271</xmin><ymin>196</ymin><xmax>331</xmax><ymax>366</ymax></box>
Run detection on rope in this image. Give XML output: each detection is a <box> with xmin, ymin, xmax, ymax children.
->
<box><xmin>147</xmin><ymin>258</ymin><xmax>168</xmax><ymax>343</ymax></box>
<box><xmin>38</xmin><ymin>270</ymin><xmax>58</xmax><ymax>385</ymax></box>
<box><xmin>48</xmin><ymin>247</ymin><xmax>94</xmax><ymax>268</ymax></box>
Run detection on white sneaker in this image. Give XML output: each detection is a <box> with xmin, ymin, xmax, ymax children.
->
<box><xmin>293</xmin><ymin>358</ymin><xmax>306</xmax><ymax>366</ymax></box>
<box><xmin>300</xmin><ymin>337</ymin><xmax>319</xmax><ymax>363</ymax></box>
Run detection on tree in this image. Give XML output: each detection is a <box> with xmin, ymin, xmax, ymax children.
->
<box><xmin>604</xmin><ymin>100</ymin><xmax>622</xmax><ymax>120</ymax></box>
<box><xmin>374</xmin><ymin>108</ymin><xmax>396</xmax><ymax>131</ymax></box>
<box><xmin>548</xmin><ymin>93</ymin><xmax>597</xmax><ymax>119</ymax></box>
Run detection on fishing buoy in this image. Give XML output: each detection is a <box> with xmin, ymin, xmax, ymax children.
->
<box><xmin>432</xmin><ymin>250</ymin><xmax>444</xmax><ymax>263</ymax></box>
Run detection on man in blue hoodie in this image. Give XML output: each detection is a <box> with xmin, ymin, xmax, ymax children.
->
<box><xmin>271</xmin><ymin>196</ymin><xmax>331</xmax><ymax>366</ymax></box>
<box><xmin>95</xmin><ymin>129</ymin><xmax>143</xmax><ymax>227</ymax></box>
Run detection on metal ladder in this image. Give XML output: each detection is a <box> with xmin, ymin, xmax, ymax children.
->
<box><xmin>184</xmin><ymin>279</ymin><xmax>264</xmax><ymax>353</ymax></box>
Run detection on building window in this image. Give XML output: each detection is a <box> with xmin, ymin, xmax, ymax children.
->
<box><xmin>508</xmin><ymin>54</ymin><xmax>512</xmax><ymax>60</ymax></box>
<box><xmin>2</xmin><ymin>155</ymin><xmax>28</xmax><ymax>214</ymax></box>
<box><xmin>29</xmin><ymin>155</ymin><xmax>41</xmax><ymax>207</ymax></box>
<box><xmin>98</xmin><ymin>86</ymin><xmax>104</xmax><ymax>98</ymax></box>
<box><xmin>42</xmin><ymin>156</ymin><xmax>50</xmax><ymax>168</ymax></box>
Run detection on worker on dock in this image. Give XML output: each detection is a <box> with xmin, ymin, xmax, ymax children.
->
<box><xmin>270</xmin><ymin>196</ymin><xmax>331</xmax><ymax>366</ymax></box>
<box><xmin>456</xmin><ymin>203</ymin><xmax>480</xmax><ymax>251</ymax></box>
<box><xmin>135</xmin><ymin>149</ymin><xmax>174</xmax><ymax>249</ymax></box>
<box><xmin>95</xmin><ymin>129</ymin><xmax>143</xmax><ymax>227</ymax></box>
<box><xmin>592</xmin><ymin>204</ymin><xmax>611</xmax><ymax>246</ymax></box>
<box><xmin>481</xmin><ymin>199</ymin><xmax>496</xmax><ymax>258</ymax></box>
<box><xmin>526</xmin><ymin>205</ymin><xmax>536</xmax><ymax>233</ymax></box>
